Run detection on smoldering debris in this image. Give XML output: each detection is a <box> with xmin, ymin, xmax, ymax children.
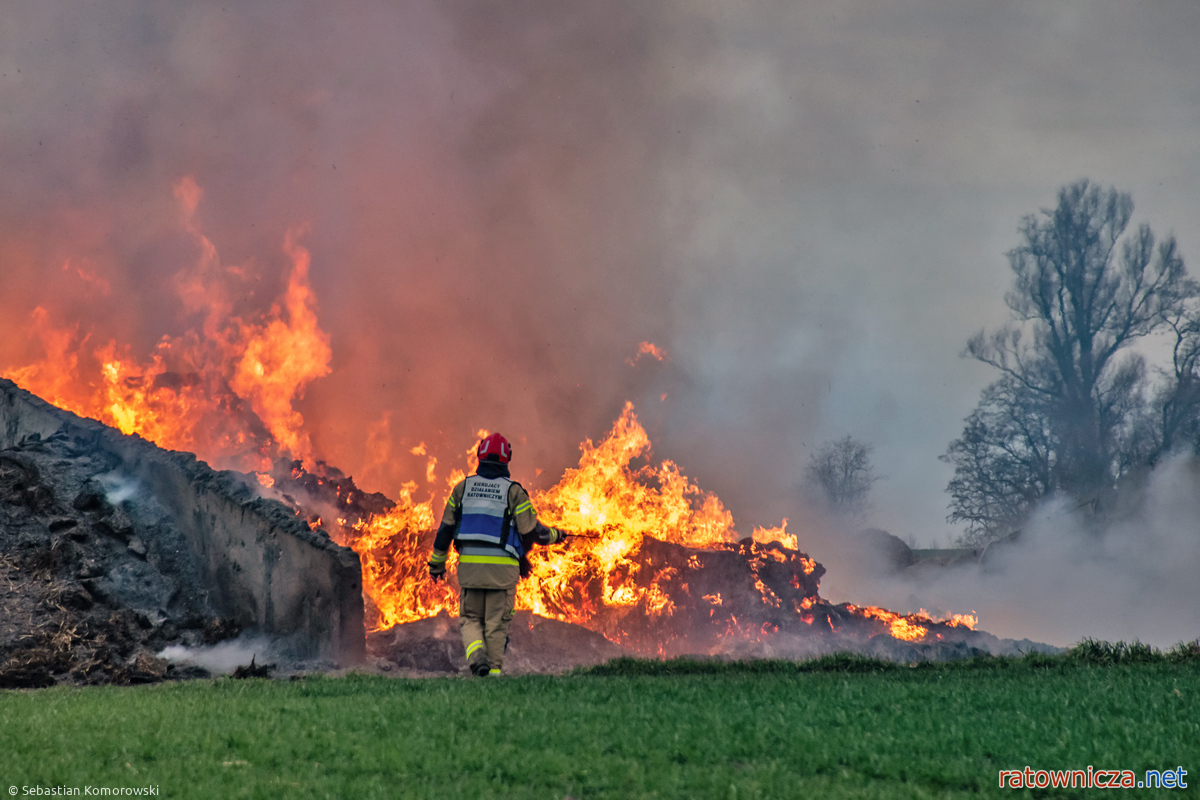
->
<box><xmin>96</xmin><ymin>472</ymin><xmax>139</xmax><ymax>505</ymax></box>
<box><xmin>159</xmin><ymin>634</ymin><xmax>281</xmax><ymax>676</ymax></box>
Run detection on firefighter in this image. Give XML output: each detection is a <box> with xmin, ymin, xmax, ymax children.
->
<box><xmin>427</xmin><ymin>432</ymin><xmax>567</xmax><ymax>676</ymax></box>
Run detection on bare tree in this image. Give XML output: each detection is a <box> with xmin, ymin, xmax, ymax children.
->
<box><xmin>942</xmin><ymin>376</ymin><xmax>1054</xmax><ymax>546</ymax></box>
<box><xmin>945</xmin><ymin>180</ymin><xmax>1197</xmax><ymax>541</ymax></box>
<box><xmin>1144</xmin><ymin>307</ymin><xmax>1200</xmax><ymax>461</ymax></box>
<box><xmin>806</xmin><ymin>436</ymin><xmax>878</xmax><ymax>518</ymax></box>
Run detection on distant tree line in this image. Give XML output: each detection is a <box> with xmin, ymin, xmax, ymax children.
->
<box><xmin>943</xmin><ymin>179</ymin><xmax>1200</xmax><ymax>546</ymax></box>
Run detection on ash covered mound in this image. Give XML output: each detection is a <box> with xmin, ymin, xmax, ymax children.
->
<box><xmin>0</xmin><ymin>431</ymin><xmax>233</xmax><ymax>686</ymax></box>
<box><xmin>0</xmin><ymin>378</ymin><xmax>365</xmax><ymax>687</ymax></box>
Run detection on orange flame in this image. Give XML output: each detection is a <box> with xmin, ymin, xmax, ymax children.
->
<box><xmin>4</xmin><ymin>307</ymin><xmax>88</xmax><ymax>416</ymax></box>
<box><xmin>348</xmin><ymin>483</ymin><xmax>456</xmax><ymax>629</ymax></box>
<box><xmin>752</xmin><ymin>518</ymin><xmax>798</xmax><ymax>551</ymax></box>
<box><xmin>338</xmin><ymin>401</ymin><xmax>758</xmax><ymax>631</ymax></box>
<box><xmin>841</xmin><ymin>604</ymin><xmax>978</xmax><ymax>643</ymax></box>
<box><xmin>519</xmin><ymin>402</ymin><xmax>741</xmax><ymax>621</ymax></box>
<box><xmin>841</xmin><ymin>605</ymin><xmax>927</xmax><ymax>641</ymax></box>
<box><xmin>628</xmin><ymin>341</ymin><xmax>667</xmax><ymax>364</ymax></box>
<box><xmin>2</xmin><ymin>178</ymin><xmax>330</xmax><ymax>471</ymax></box>
<box><xmin>228</xmin><ymin>227</ymin><xmax>331</xmax><ymax>459</ymax></box>
<box><xmin>941</xmin><ymin>611</ymin><xmax>979</xmax><ymax>629</ymax></box>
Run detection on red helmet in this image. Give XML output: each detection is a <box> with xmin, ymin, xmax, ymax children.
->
<box><xmin>477</xmin><ymin>432</ymin><xmax>512</xmax><ymax>464</ymax></box>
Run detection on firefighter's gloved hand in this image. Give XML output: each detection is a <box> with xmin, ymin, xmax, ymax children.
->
<box><xmin>553</xmin><ymin>528</ymin><xmax>569</xmax><ymax>544</ymax></box>
<box><xmin>428</xmin><ymin>561</ymin><xmax>446</xmax><ymax>582</ymax></box>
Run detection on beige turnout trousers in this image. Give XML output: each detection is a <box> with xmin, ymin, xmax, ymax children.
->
<box><xmin>459</xmin><ymin>586</ymin><xmax>516</xmax><ymax>674</ymax></box>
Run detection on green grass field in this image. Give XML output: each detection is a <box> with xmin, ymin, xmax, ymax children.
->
<box><xmin>0</xmin><ymin>644</ymin><xmax>1196</xmax><ymax>799</ymax></box>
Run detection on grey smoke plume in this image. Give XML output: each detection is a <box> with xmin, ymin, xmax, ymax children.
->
<box><xmin>812</xmin><ymin>456</ymin><xmax>1200</xmax><ymax>649</ymax></box>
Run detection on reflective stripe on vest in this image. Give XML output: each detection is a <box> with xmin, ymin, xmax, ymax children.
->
<box><xmin>457</xmin><ymin>475</ymin><xmax>521</xmax><ymax>559</ymax></box>
<box><xmin>460</xmin><ymin>554</ymin><xmax>520</xmax><ymax>566</ymax></box>
<box><xmin>458</xmin><ymin>544</ymin><xmax>519</xmax><ymax>566</ymax></box>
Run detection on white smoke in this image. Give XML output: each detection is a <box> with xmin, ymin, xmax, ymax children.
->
<box><xmin>808</xmin><ymin>455</ymin><xmax>1200</xmax><ymax>649</ymax></box>
<box><xmin>97</xmin><ymin>472</ymin><xmax>139</xmax><ymax>504</ymax></box>
<box><xmin>159</xmin><ymin>633</ymin><xmax>279</xmax><ymax>675</ymax></box>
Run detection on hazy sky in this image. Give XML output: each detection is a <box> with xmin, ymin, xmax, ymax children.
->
<box><xmin>3</xmin><ymin>1</ymin><xmax>1199</xmax><ymax>546</ymax></box>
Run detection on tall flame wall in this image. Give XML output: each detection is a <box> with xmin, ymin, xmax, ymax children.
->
<box><xmin>0</xmin><ymin>378</ymin><xmax>365</xmax><ymax>665</ymax></box>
